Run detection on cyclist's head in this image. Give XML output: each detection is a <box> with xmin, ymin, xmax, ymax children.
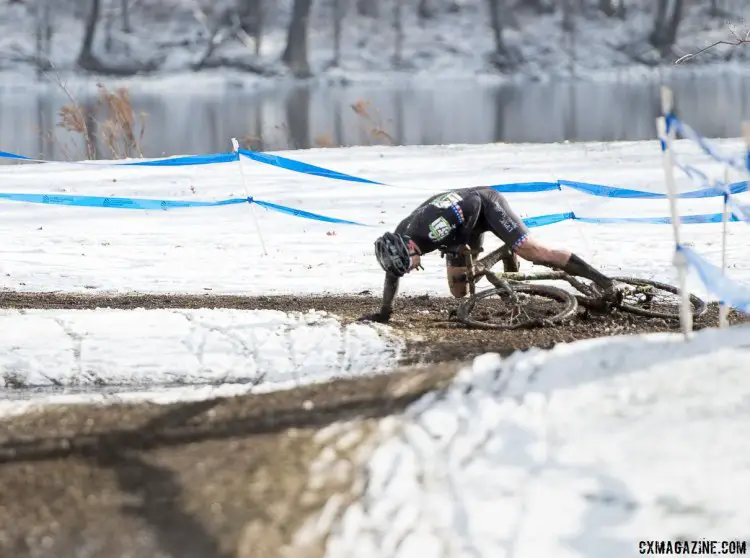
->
<box><xmin>374</xmin><ymin>232</ymin><xmax>419</xmax><ymax>277</ymax></box>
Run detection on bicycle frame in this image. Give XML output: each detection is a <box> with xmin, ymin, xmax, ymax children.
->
<box><xmin>458</xmin><ymin>245</ymin><xmax>604</xmax><ymax>306</ymax></box>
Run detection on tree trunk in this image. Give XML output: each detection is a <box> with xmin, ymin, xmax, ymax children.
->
<box><xmin>357</xmin><ymin>0</ymin><xmax>378</xmax><ymax>18</ymax></box>
<box><xmin>664</xmin><ymin>0</ymin><xmax>684</xmax><ymax>46</ymax></box>
<box><xmin>598</xmin><ymin>0</ymin><xmax>625</xmax><ymax>17</ymax></box>
<box><xmin>285</xmin><ymin>87</ymin><xmax>310</xmax><ymax>149</ymax></box>
<box><xmin>238</xmin><ymin>0</ymin><xmax>263</xmax><ymax>55</ymax></box>
<box><xmin>77</xmin><ymin>0</ymin><xmax>101</xmax><ymax>67</ymax></box>
<box><xmin>333</xmin><ymin>0</ymin><xmax>344</xmax><ymax>66</ymax></box>
<box><xmin>518</xmin><ymin>0</ymin><xmax>554</xmax><ymax>14</ymax></box>
<box><xmin>650</xmin><ymin>0</ymin><xmax>683</xmax><ymax>52</ymax></box>
<box><xmin>282</xmin><ymin>0</ymin><xmax>313</xmax><ymax>77</ymax></box>
<box><xmin>561</xmin><ymin>0</ymin><xmax>574</xmax><ymax>32</ymax></box>
<box><xmin>418</xmin><ymin>0</ymin><xmax>432</xmax><ymax>22</ymax></box>
<box><xmin>393</xmin><ymin>0</ymin><xmax>404</xmax><ymax>66</ymax></box>
<box><xmin>35</xmin><ymin>0</ymin><xmax>53</xmax><ymax>77</ymax></box>
<box><xmin>121</xmin><ymin>0</ymin><xmax>131</xmax><ymax>33</ymax></box>
<box><xmin>486</xmin><ymin>0</ymin><xmax>504</xmax><ymax>54</ymax></box>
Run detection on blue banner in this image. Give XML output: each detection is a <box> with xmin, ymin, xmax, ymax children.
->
<box><xmin>238</xmin><ymin>149</ymin><xmax>383</xmax><ymax>185</ymax></box>
<box><xmin>252</xmin><ymin>199</ymin><xmax>370</xmax><ymax>226</ymax></box>
<box><xmin>2</xmin><ymin>189</ymin><xmax>748</xmax><ymax>229</ymax></box>
<box><xmin>0</xmin><ymin>191</ymin><xmax>370</xmax><ymax>225</ymax></box>
<box><xmin>576</xmin><ymin>213</ymin><xmax>743</xmax><ymax>225</ymax></box>
<box><xmin>491</xmin><ymin>182</ymin><xmax>559</xmax><ymax>193</ymax></box>
<box><xmin>678</xmin><ymin>244</ymin><xmax>750</xmax><ymax>313</ymax></box>
<box><xmin>0</xmin><ymin>150</ymin><xmax>33</xmax><ymax>161</ymax></box>
<box><xmin>0</xmin><ymin>192</ymin><xmax>247</xmax><ymax>210</ymax></box>
<box><xmin>667</xmin><ymin>115</ymin><xmax>748</xmax><ymax>174</ymax></box>
<box><xmin>122</xmin><ymin>152</ymin><xmax>238</xmax><ymax>166</ymax></box>
<box><xmin>523</xmin><ymin>212</ymin><xmax>574</xmax><ymax>228</ymax></box>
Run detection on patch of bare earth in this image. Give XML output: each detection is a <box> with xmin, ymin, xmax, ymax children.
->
<box><xmin>1</xmin><ymin>291</ymin><xmax>747</xmax><ymax>557</ymax></box>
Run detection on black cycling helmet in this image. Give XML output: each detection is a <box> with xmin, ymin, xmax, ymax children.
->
<box><xmin>374</xmin><ymin>232</ymin><xmax>412</xmax><ymax>277</ymax></box>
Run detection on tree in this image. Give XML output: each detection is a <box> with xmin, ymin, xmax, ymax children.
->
<box><xmin>650</xmin><ymin>0</ymin><xmax>685</xmax><ymax>55</ymax></box>
<box><xmin>121</xmin><ymin>0</ymin><xmax>131</xmax><ymax>33</ymax></box>
<box><xmin>357</xmin><ymin>0</ymin><xmax>378</xmax><ymax>18</ymax></box>
<box><xmin>598</xmin><ymin>0</ymin><xmax>625</xmax><ymax>18</ymax></box>
<box><xmin>34</xmin><ymin>0</ymin><xmax>53</xmax><ymax>77</ymax></box>
<box><xmin>515</xmin><ymin>0</ymin><xmax>554</xmax><ymax>14</ymax></box>
<box><xmin>332</xmin><ymin>0</ymin><xmax>344</xmax><ymax>67</ymax></box>
<box><xmin>487</xmin><ymin>0</ymin><xmax>506</xmax><ymax>56</ymax></box>
<box><xmin>238</xmin><ymin>0</ymin><xmax>263</xmax><ymax>55</ymax></box>
<box><xmin>76</xmin><ymin>0</ymin><xmax>161</xmax><ymax>75</ymax></box>
<box><xmin>76</xmin><ymin>0</ymin><xmax>102</xmax><ymax>70</ymax></box>
<box><xmin>282</xmin><ymin>0</ymin><xmax>314</xmax><ymax>77</ymax></box>
<box><xmin>393</xmin><ymin>0</ymin><xmax>404</xmax><ymax>67</ymax></box>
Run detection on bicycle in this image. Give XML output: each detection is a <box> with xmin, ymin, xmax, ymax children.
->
<box><xmin>444</xmin><ymin>245</ymin><xmax>708</xmax><ymax>330</ymax></box>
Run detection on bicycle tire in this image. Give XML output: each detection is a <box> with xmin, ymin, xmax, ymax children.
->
<box><xmin>456</xmin><ymin>282</ymin><xmax>579</xmax><ymax>330</ymax></box>
<box><xmin>611</xmin><ymin>276</ymin><xmax>707</xmax><ymax>320</ymax></box>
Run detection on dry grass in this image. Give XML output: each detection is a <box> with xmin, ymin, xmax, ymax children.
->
<box><xmin>96</xmin><ymin>84</ymin><xmax>147</xmax><ymax>159</ymax></box>
<box><xmin>52</xmin><ymin>82</ymin><xmax>147</xmax><ymax>161</ymax></box>
<box><xmin>350</xmin><ymin>99</ymin><xmax>395</xmax><ymax>146</ymax></box>
<box><xmin>47</xmin><ymin>87</ymin><xmax>394</xmax><ymax>159</ymax></box>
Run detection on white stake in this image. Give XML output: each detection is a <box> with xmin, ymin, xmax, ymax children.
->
<box><xmin>657</xmin><ymin>86</ymin><xmax>692</xmax><ymax>339</ymax></box>
<box><xmin>232</xmin><ymin>138</ymin><xmax>268</xmax><ymax>257</ymax></box>
<box><xmin>719</xmin><ymin>165</ymin><xmax>729</xmax><ymax>329</ymax></box>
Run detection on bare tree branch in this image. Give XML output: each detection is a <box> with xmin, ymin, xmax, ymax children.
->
<box><xmin>676</xmin><ymin>23</ymin><xmax>750</xmax><ymax>64</ymax></box>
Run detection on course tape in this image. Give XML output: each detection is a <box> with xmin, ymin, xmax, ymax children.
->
<box><xmin>2</xmin><ymin>190</ymin><xmax>747</xmax><ymax>228</ymax></box>
<box><xmin>491</xmin><ymin>179</ymin><xmax>749</xmax><ymax>198</ymax></box>
<box><xmin>0</xmin><ymin>146</ymin><xmax>384</xmax><ymax>184</ymax></box>
<box><xmin>666</xmin><ymin>115</ymin><xmax>748</xmax><ymax>174</ymax></box>
<box><xmin>4</xmin><ymin>145</ymin><xmax>748</xmax><ymax>199</ymax></box>
<box><xmin>678</xmin><ymin>244</ymin><xmax>750</xmax><ymax>313</ymax></box>
<box><xmin>0</xmin><ymin>192</ymin><xmax>369</xmax><ymax>226</ymax></box>
<box><xmin>237</xmin><ymin>149</ymin><xmax>383</xmax><ymax>185</ymax></box>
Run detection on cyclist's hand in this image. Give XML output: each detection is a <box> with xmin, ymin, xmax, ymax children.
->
<box><xmin>358</xmin><ymin>311</ymin><xmax>391</xmax><ymax>324</ymax></box>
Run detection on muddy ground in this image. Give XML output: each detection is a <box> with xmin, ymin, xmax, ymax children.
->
<box><xmin>1</xmin><ymin>291</ymin><xmax>747</xmax><ymax>558</ymax></box>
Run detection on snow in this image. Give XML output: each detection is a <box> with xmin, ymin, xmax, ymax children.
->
<box><xmin>320</xmin><ymin>324</ymin><xmax>750</xmax><ymax>557</ymax></box>
<box><xmin>1</xmin><ymin>139</ymin><xmax>748</xmax><ymax>298</ymax></box>
<box><xmin>0</xmin><ymin>308</ymin><xmax>402</xmax><ymax>416</ymax></box>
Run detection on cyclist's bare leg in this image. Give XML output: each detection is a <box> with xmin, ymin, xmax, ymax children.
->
<box><xmin>514</xmin><ymin>236</ymin><xmax>614</xmax><ymax>290</ymax></box>
<box><xmin>446</xmin><ymin>233</ymin><xmax>484</xmax><ymax>298</ymax></box>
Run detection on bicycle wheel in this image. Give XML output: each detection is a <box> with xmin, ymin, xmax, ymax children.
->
<box><xmin>456</xmin><ymin>282</ymin><xmax>579</xmax><ymax>330</ymax></box>
<box><xmin>612</xmin><ymin>277</ymin><xmax>707</xmax><ymax>320</ymax></box>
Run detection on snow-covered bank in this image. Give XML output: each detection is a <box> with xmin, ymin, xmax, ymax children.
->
<box><xmin>316</xmin><ymin>325</ymin><xmax>750</xmax><ymax>557</ymax></box>
<box><xmin>0</xmin><ymin>308</ymin><xmax>402</xmax><ymax>416</ymax></box>
<box><xmin>2</xmin><ymin>0</ymin><xmax>750</xmax><ymax>92</ymax></box>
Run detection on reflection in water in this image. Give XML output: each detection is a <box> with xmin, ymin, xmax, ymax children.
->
<box><xmin>2</xmin><ymin>69</ymin><xmax>750</xmax><ymax>161</ymax></box>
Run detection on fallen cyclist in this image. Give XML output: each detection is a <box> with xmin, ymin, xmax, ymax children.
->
<box><xmin>359</xmin><ymin>186</ymin><xmax>620</xmax><ymax>323</ymax></box>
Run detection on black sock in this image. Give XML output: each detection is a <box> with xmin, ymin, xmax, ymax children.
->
<box><xmin>561</xmin><ymin>254</ymin><xmax>613</xmax><ymax>289</ymax></box>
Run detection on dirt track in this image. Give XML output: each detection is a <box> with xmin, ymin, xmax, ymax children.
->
<box><xmin>1</xmin><ymin>291</ymin><xmax>747</xmax><ymax>557</ymax></box>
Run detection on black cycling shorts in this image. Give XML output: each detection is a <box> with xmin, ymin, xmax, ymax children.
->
<box><xmin>445</xmin><ymin>189</ymin><xmax>529</xmax><ymax>267</ymax></box>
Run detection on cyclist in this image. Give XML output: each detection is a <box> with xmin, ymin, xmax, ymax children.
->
<box><xmin>359</xmin><ymin>186</ymin><xmax>618</xmax><ymax>323</ymax></box>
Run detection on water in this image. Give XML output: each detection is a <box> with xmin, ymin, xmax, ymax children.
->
<box><xmin>2</xmin><ymin>68</ymin><xmax>750</xmax><ymax>161</ymax></box>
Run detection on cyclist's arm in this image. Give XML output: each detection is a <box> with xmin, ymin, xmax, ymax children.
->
<box><xmin>379</xmin><ymin>272</ymin><xmax>400</xmax><ymax>318</ymax></box>
<box><xmin>359</xmin><ymin>272</ymin><xmax>399</xmax><ymax>323</ymax></box>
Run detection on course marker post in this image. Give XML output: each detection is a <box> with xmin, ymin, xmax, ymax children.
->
<box><xmin>232</xmin><ymin>137</ymin><xmax>268</xmax><ymax>257</ymax></box>
<box><xmin>658</xmin><ymin>86</ymin><xmax>692</xmax><ymax>338</ymax></box>
<box><xmin>719</xmin><ymin>166</ymin><xmax>730</xmax><ymax>329</ymax></box>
